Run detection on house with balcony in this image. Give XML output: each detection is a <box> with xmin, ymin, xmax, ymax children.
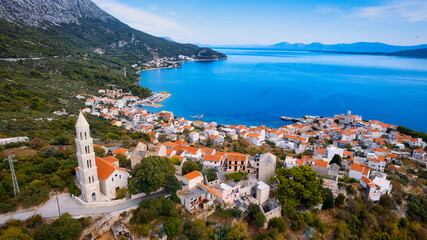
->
<box><xmin>178</xmin><ymin>182</ymin><xmax>215</xmax><ymax>213</ymax></box>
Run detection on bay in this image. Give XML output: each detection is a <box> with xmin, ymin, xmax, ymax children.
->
<box><xmin>139</xmin><ymin>48</ymin><xmax>427</xmax><ymax>132</ymax></box>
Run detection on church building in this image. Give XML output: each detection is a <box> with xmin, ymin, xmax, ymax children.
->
<box><xmin>74</xmin><ymin>112</ymin><xmax>129</xmax><ymax>202</ymax></box>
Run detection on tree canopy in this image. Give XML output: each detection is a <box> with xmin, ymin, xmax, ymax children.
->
<box><xmin>226</xmin><ymin>221</ymin><xmax>248</xmax><ymax>240</ymax></box>
<box><xmin>182</xmin><ymin>161</ymin><xmax>202</xmax><ymax>175</ymax></box>
<box><xmin>35</xmin><ymin>213</ymin><xmax>82</xmax><ymax>240</ymax></box>
<box><xmin>268</xmin><ymin>217</ymin><xmax>287</xmax><ymax>233</ymax></box>
<box><xmin>0</xmin><ymin>226</ymin><xmax>31</xmax><ymax>240</ymax></box>
<box><xmin>322</xmin><ymin>188</ymin><xmax>334</xmax><ymax>210</ymax></box>
<box><xmin>182</xmin><ymin>219</ymin><xmax>214</xmax><ymax>240</ymax></box>
<box><xmin>164</xmin><ymin>175</ymin><xmax>180</xmax><ymax>195</ymax></box>
<box><xmin>165</xmin><ymin>217</ymin><xmax>182</xmax><ymax>239</ymax></box>
<box><xmin>275</xmin><ymin>165</ymin><xmax>323</xmax><ymax>209</ymax></box>
<box><xmin>128</xmin><ymin>156</ymin><xmax>175</xmax><ymax>194</ymax></box>
<box><xmin>248</xmin><ymin>203</ymin><xmax>266</xmax><ymax>228</ymax></box>
<box><xmin>330</xmin><ymin>154</ymin><xmax>342</xmax><ymax>166</ymax></box>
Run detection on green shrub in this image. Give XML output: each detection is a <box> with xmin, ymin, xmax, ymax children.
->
<box><xmin>268</xmin><ymin>217</ymin><xmax>287</xmax><ymax>233</ymax></box>
<box><xmin>224</xmin><ymin>172</ymin><xmax>248</xmax><ymax>182</ymax></box>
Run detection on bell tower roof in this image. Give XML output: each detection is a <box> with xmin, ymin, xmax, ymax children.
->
<box><xmin>76</xmin><ymin>111</ymin><xmax>89</xmax><ymax>128</ymax></box>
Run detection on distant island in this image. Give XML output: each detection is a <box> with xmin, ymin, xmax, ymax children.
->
<box><xmin>200</xmin><ymin>42</ymin><xmax>427</xmax><ymax>58</ymax></box>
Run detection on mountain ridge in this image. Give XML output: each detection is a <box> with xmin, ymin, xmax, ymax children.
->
<box><xmin>202</xmin><ymin>41</ymin><xmax>427</xmax><ymax>54</ymax></box>
<box><xmin>0</xmin><ymin>0</ymin><xmax>114</xmax><ymax>28</ymax></box>
<box><xmin>0</xmin><ymin>0</ymin><xmax>226</xmax><ymax>61</ymax></box>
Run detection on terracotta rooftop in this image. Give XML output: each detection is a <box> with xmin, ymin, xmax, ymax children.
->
<box><xmin>184</xmin><ymin>171</ymin><xmax>202</xmax><ymax>181</ymax></box>
<box><xmin>95</xmin><ymin>156</ymin><xmax>126</xmax><ymax>181</ymax></box>
<box><xmin>113</xmin><ymin>148</ymin><xmax>129</xmax><ymax>155</ymax></box>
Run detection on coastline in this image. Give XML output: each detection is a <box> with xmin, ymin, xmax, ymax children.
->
<box><xmin>133</xmin><ymin>48</ymin><xmax>427</xmax><ymax>132</ymax></box>
<box><xmin>136</xmin><ymin>57</ymin><xmax>227</xmax><ymax>74</ymax></box>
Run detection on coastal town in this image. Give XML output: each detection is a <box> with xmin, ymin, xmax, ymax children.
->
<box><xmin>84</xmin><ymin>87</ymin><xmax>426</xmax><ymax>231</ymax></box>
<box><xmin>3</xmin><ymin>86</ymin><xmax>425</xmax><ymax>239</ymax></box>
<box><xmin>2</xmin><ymin>0</ymin><xmax>427</xmax><ymax>239</ymax></box>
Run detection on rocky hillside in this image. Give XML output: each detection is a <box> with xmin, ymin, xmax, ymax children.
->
<box><xmin>0</xmin><ymin>0</ymin><xmax>113</xmax><ymax>27</ymax></box>
<box><xmin>0</xmin><ymin>0</ymin><xmax>226</xmax><ymax>61</ymax></box>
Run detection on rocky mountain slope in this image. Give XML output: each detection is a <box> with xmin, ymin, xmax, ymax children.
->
<box><xmin>0</xmin><ymin>0</ymin><xmax>113</xmax><ymax>27</ymax></box>
<box><xmin>0</xmin><ymin>0</ymin><xmax>226</xmax><ymax>61</ymax></box>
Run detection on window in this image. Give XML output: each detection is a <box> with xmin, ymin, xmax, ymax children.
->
<box><xmin>92</xmin><ymin>175</ymin><xmax>94</xmax><ymax>182</ymax></box>
<box><xmin>87</xmin><ymin>145</ymin><xmax>90</xmax><ymax>154</ymax></box>
<box><xmin>84</xmin><ymin>132</ymin><xmax>87</xmax><ymax>140</ymax></box>
<box><xmin>88</xmin><ymin>176</ymin><xmax>91</xmax><ymax>183</ymax></box>
<box><xmin>119</xmin><ymin>175</ymin><xmax>121</xmax><ymax>179</ymax></box>
<box><xmin>80</xmin><ymin>132</ymin><xmax>82</xmax><ymax>140</ymax></box>
<box><xmin>87</xmin><ymin>160</ymin><xmax>90</xmax><ymax>168</ymax></box>
<box><xmin>112</xmin><ymin>178</ymin><xmax>114</xmax><ymax>182</ymax></box>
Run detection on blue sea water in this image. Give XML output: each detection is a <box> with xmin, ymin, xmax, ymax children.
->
<box><xmin>139</xmin><ymin>48</ymin><xmax>427</xmax><ymax>132</ymax></box>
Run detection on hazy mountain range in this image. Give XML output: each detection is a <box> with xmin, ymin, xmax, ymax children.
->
<box><xmin>197</xmin><ymin>42</ymin><xmax>427</xmax><ymax>57</ymax></box>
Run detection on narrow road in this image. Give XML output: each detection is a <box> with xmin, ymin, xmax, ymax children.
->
<box><xmin>0</xmin><ymin>190</ymin><xmax>167</xmax><ymax>225</ymax></box>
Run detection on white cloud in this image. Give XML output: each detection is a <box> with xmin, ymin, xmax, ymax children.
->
<box><xmin>354</xmin><ymin>1</ymin><xmax>427</xmax><ymax>22</ymax></box>
<box><xmin>92</xmin><ymin>0</ymin><xmax>188</xmax><ymax>35</ymax></box>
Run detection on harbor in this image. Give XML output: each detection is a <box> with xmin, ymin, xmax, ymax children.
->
<box><xmin>280</xmin><ymin>116</ymin><xmax>304</xmax><ymax>122</ymax></box>
<box><xmin>133</xmin><ymin>91</ymin><xmax>171</xmax><ymax>108</ymax></box>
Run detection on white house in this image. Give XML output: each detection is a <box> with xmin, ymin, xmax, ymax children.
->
<box><xmin>202</xmin><ymin>154</ymin><xmax>225</xmax><ymax>170</ymax></box>
<box><xmin>413</xmin><ymin>149</ymin><xmax>426</xmax><ymax>160</ymax></box>
<box><xmin>247</xmin><ymin>133</ymin><xmax>263</xmax><ymax>146</ymax></box>
<box><xmin>349</xmin><ymin>163</ymin><xmax>370</xmax><ymax>181</ymax></box>
<box><xmin>189</xmin><ymin>132</ymin><xmax>199</xmax><ymax>143</ymax></box>
<box><xmin>367</xmin><ymin>157</ymin><xmax>386</xmax><ymax>172</ymax></box>
<box><xmin>193</xmin><ymin>121</ymin><xmax>207</xmax><ymax>128</ymax></box>
<box><xmin>0</xmin><ymin>136</ymin><xmax>29</xmax><ymax>145</ymax></box>
<box><xmin>341</xmin><ymin>131</ymin><xmax>356</xmax><ymax>141</ymax></box>
<box><xmin>182</xmin><ymin>171</ymin><xmax>203</xmax><ymax>190</ymax></box>
<box><xmin>326</xmin><ymin>146</ymin><xmax>344</xmax><ymax>160</ymax></box>
<box><xmin>361</xmin><ymin>176</ymin><xmax>392</xmax><ymax>201</ymax></box>
<box><xmin>285</xmin><ymin>156</ymin><xmax>298</xmax><ymax>168</ymax></box>
<box><xmin>178</xmin><ymin>183</ymin><xmax>215</xmax><ymax>213</ymax></box>
<box><xmin>95</xmin><ymin>156</ymin><xmax>129</xmax><ymax>199</ymax></box>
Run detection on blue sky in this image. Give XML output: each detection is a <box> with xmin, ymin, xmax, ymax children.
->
<box><xmin>92</xmin><ymin>0</ymin><xmax>427</xmax><ymax>46</ymax></box>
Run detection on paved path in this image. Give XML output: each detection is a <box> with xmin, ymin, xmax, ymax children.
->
<box><xmin>0</xmin><ymin>191</ymin><xmax>167</xmax><ymax>225</ymax></box>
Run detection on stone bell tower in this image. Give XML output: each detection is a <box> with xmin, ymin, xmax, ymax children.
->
<box><xmin>75</xmin><ymin>112</ymin><xmax>100</xmax><ymax>202</ymax></box>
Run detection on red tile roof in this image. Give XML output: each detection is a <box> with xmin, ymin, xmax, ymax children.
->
<box><xmin>198</xmin><ymin>183</ymin><xmax>215</xmax><ymax>194</ymax></box>
<box><xmin>315</xmin><ymin>161</ymin><xmax>328</xmax><ymax>168</ymax></box>
<box><xmin>95</xmin><ymin>156</ymin><xmax>126</xmax><ymax>181</ymax></box>
<box><xmin>113</xmin><ymin>148</ymin><xmax>129</xmax><ymax>155</ymax></box>
<box><xmin>184</xmin><ymin>171</ymin><xmax>202</xmax><ymax>181</ymax></box>
<box><xmin>350</xmin><ymin>163</ymin><xmax>370</xmax><ymax>176</ymax></box>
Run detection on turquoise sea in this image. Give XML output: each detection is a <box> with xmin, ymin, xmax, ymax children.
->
<box><xmin>139</xmin><ymin>48</ymin><xmax>427</xmax><ymax>132</ymax></box>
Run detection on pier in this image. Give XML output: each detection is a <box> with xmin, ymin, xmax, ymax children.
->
<box><xmin>133</xmin><ymin>92</ymin><xmax>171</xmax><ymax>108</ymax></box>
<box><xmin>280</xmin><ymin>116</ymin><xmax>304</xmax><ymax>122</ymax></box>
